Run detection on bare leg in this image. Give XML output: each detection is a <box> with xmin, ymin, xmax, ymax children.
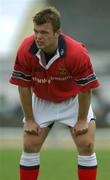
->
<box><xmin>70</xmin><ymin>120</ymin><xmax>97</xmax><ymax>180</ymax></box>
<box><xmin>20</xmin><ymin>126</ymin><xmax>50</xmax><ymax>180</ymax></box>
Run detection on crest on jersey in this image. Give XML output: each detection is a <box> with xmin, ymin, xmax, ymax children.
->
<box><xmin>58</xmin><ymin>67</ymin><xmax>68</xmax><ymax>75</ymax></box>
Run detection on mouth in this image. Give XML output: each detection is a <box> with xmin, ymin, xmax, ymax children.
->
<box><xmin>36</xmin><ymin>41</ymin><xmax>44</xmax><ymax>47</ymax></box>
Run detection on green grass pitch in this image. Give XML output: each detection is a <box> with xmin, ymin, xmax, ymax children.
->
<box><xmin>0</xmin><ymin>148</ymin><xmax>110</xmax><ymax>180</ymax></box>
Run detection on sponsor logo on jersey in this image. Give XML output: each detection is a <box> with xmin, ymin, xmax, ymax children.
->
<box><xmin>32</xmin><ymin>76</ymin><xmax>72</xmax><ymax>84</ymax></box>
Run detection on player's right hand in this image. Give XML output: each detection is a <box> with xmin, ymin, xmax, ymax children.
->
<box><xmin>24</xmin><ymin>120</ymin><xmax>41</xmax><ymax>136</ymax></box>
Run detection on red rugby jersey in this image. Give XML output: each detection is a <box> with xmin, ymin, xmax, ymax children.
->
<box><xmin>9</xmin><ymin>34</ymin><xmax>100</xmax><ymax>102</ymax></box>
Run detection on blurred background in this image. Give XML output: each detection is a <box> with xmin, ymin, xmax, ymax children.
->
<box><xmin>0</xmin><ymin>0</ymin><xmax>110</xmax><ymax>147</ymax></box>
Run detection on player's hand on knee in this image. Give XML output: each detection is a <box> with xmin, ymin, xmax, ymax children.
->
<box><xmin>73</xmin><ymin>120</ymin><xmax>88</xmax><ymax>137</ymax></box>
<box><xmin>24</xmin><ymin>120</ymin><xmax>41</xmax><ymax>136</ymax></box>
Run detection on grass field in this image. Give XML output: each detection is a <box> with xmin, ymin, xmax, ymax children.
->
<box><xmin>0</xmin><ymin>148</ymin><xmax>110</xmax><ymax>180</ymax></box>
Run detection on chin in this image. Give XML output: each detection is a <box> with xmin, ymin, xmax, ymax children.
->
<box><xmin>39</xmin><ymin>47</ymin><xmax>43</xmax><ymax>50</ymax></box>
<box><xmin>37</xmin><ymin>45</ymin><xmax>44</xmax><ymax>50</ymax></box>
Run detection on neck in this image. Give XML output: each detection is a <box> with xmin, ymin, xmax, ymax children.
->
<box><xmin>43</xmin><ymin>39</ymin><xmax>58</xmax><ymax>54</ymax></box>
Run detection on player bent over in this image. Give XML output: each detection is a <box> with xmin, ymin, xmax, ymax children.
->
<box><xmin>10</xmin><ymin>6</ymin><xmax>100</xmax><ymax>180</ymax></box>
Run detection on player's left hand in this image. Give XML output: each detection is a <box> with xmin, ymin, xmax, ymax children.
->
<box><xmin>73</xmin><ymin>120</ymin><xmax>88</xmax><ymax>137</ymax></box>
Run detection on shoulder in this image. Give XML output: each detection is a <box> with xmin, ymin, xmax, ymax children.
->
<box><xmin>64</xmin><ymin>34</ymin><xmax>87</xmax><ymax>54</ymax></box>
<box><xmin>62</xmin><ymin>34</ymin><xmax>88</xmax><ymax>60</ymax></box>
<box><xmin>17</xmin><ymin>34</ymin><xmax>35</xmax><ymax>54</ymax></box>
<box><xmin>63</xmin><ymin>34</ymin><xmax>91</xmax><ymax>72</ymax></box>
<box><xmin>62</xmin><ymin>34</ymin><xmax>89</xmax><ymax>62</ymax></box>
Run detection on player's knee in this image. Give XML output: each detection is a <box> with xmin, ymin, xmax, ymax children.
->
<box><xmin>77</xmin><ymin>140</ymin><xmax>94</xmax><ymax>154</ymax></box>
<box><xmin>83</xmin><ymin>141</ymin><xmax>94</xmax><ymax>154</ymax></box>
<box><xmin>24</xmin><ymin>140</ymin><xmax>41</xmax><ymax>153</ymax></box>
<box><xmin>24</xmin><ymin>135</ymin><xmax>42</xmax><ymax>153</ymax></box>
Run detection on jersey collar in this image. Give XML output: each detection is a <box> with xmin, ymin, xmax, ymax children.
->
<box><xmin>29</xmin><ymin>34</ymin><xmax>66</xmax><ymax>57</ymax></box>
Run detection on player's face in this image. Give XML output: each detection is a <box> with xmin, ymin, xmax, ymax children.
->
<box><xmin>33</xmin><ymin>22</ymin><xmax>60</xmax><ymax>53</ymax></box>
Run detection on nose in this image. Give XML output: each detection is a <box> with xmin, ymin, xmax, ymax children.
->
<box><xmin>35</xmin><ymin>32</ymin><xmax>42</xmax><ymax>40</ymax></box>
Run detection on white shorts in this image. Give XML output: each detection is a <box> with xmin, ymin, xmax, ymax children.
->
<box><xmin>31</xmin><ymin>94</ymin><xmax>95</xmax><ymax>128</ymax></box>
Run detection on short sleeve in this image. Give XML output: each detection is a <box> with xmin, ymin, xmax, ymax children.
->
<box><xmin>71</xmin><ymin>46</ymin><xmax>100</xmax><ymax>92</ymax></box>
<box><xmin>9</xmin><ymin>43</ymin><xmax>33</xmax><ymax>87</ymax></box>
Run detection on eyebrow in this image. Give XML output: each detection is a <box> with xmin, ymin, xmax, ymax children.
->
<box><xmin>33</xmin><ymin>29</ymin><xmax>38</xmax><ymax>32</ymax></box>
<box><xmin>33</xmin><ymin>28</ymin><xmax>49</xmax><ymax>34</ymax></box>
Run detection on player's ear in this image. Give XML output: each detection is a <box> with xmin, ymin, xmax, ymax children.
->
<box><xmin>55</xmin><ymin>28</ymin><xmax>62</xmax><ymax>37</ymax></box>
<box><xmin>57</xmin><ymin>28</ymin><xmax>62</xmax><ymax>34</ymax></box>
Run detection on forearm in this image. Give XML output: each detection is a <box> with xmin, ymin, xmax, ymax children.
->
<box><xmin>78</xmin><ymin>90</ymin><xmax>91</xmax><ymax>121</ymax></box>
<box><xmin>18</xmin><ymin>86</ymin><xmax>34</xmax><ymax>121</ymax></box>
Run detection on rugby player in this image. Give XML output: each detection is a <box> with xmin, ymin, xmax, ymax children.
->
<box><xmin>10</xmin><ymin>6</ymin><xmax>100</xmax><ymax>180</ymax></box>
